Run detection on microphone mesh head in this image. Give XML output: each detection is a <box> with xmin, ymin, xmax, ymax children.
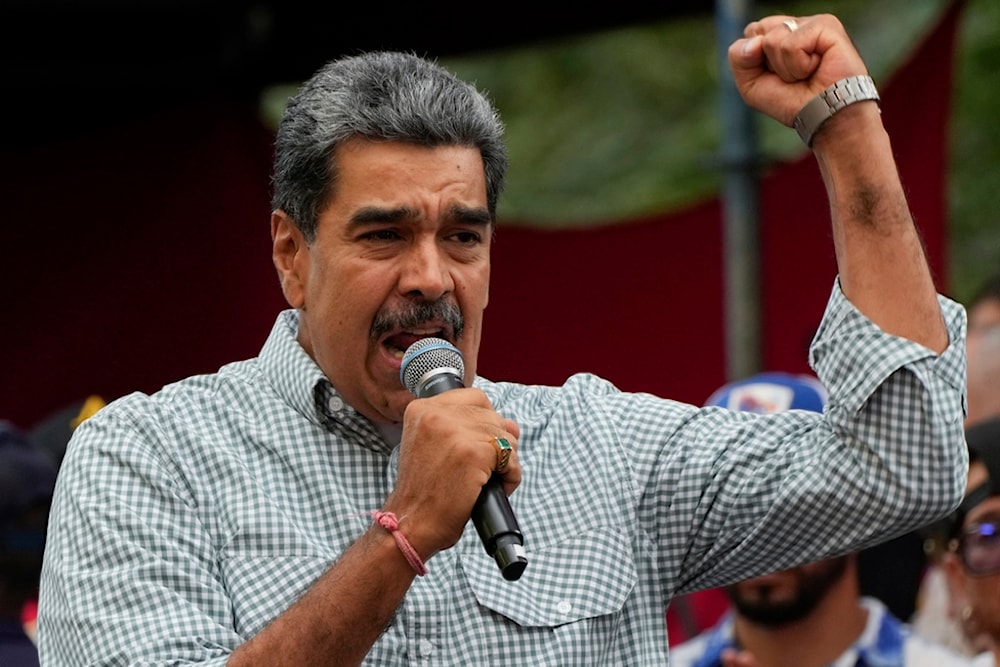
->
<box><xmin>400</xmin><ymin>338</ymin><xmax>465</xmax><ymax>395</ymax></box>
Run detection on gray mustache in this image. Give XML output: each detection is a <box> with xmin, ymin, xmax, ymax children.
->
<box><xmin>370</xmin><ymin>299</ymin><xmax>464</xmax><ymax>342</ymax></box>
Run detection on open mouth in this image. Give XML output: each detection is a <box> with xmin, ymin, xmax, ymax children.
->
<box><xmin>382</xmin><ymin>326</ymin><xmax>452</xmax><ymax>360</ymax></box>
<box><xmin>371</xmin><ymin>299</ymin><xmax>464</xmax><ymax>362</ymax></box>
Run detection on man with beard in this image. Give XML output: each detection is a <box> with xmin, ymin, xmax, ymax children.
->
<box><xmin>39</xmin><ymin>13</ymin><xmax>968</xmax><ymax>667</ymax></box>
<box><xmin>669</xmin><ymin>374</ymin><xmax>975</xmax><ymax>667</ymax></box>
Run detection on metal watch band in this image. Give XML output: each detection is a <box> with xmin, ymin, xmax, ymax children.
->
<box><xmin>793</xmin><ymin>75</ymin><xmax>880</xmax><ymax>147</ymax></box>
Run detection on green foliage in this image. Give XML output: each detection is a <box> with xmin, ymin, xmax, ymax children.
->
<box><xmin>948</xmin><ymin>0</ymin><xmax>1000</xmax><ymax>302</ymax></box>
<box><xmin>443</xmin><ymin>0</ymin><xmax>950</xmax><ymax>226</ymax></box>
<box><xmin>447</xmin><ymin>16</ymin><xmax>724</xmax><ymax>226</ymax></box>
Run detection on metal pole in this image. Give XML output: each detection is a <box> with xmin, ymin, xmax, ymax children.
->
<box><xmin>714</xmin><ymin>0</ymin><xmax>761</xmax><ymax>381</ymax></box>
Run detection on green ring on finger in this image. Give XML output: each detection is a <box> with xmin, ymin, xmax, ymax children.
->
<box><xmin>494</xmin><ymin>436</ymin><xmax>512</xmax><ymax>471</ymax></box>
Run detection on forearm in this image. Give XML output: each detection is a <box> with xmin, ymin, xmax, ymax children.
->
<box><xmin>232</xmin><ymin>389</ymin><xmax>520</xmax><ymax>664</ymax></box>
<box><xmin>728</xmin><ymin>15</ymin><xmax>949</xmax><ymax>353</ymax></box>
<box><xmin>813</xmin><ymin>102</ymin><xmax>948</xmax><ymax>353</ymax></box>
<box><xmin>229</xmin><ymin>525</ymin><xmax>417</xmax><ymax>666</ymax></box>
<box><xmin>809</xmin><ymin>284</ymin><xmax>968</xmax><ymax>526</ymax></box>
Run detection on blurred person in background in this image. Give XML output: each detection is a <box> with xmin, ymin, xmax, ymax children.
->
<box><xmin>13</xmin><ymin>395</ymin><xmax>105</xmax><ymax>645</ymax></box>
<box><xmin>665</xmin><ymin>373</ymin><xmax>830</xmax><ymax>646</ymax></box>
<box><xmin>670</xmin><ymin>374</ymin><xmax>976</xmax><ymax>667</ymax></box>
<box><xmin>966</xmin><ymin>324</ymin><xmax>1000</xmax><ymax>427</ymax></box>
<box><xmin>967</xmin><ymin>272</ymin><xmax>1000</xmax><ymax>337</ymax></box>
<box><xmin>966</xmin><ymin>269</ymin><xmax>1000</xmax><ymax>427</ymax></box>
<box><xmin>29</xmin><ymin>395</ymin><xmax>105</xmax><ymax>471</ymax></box>
<box><xmin>912</xmin><ymin>277</ymin><xmax>1000</xmax><ymax>655</ymax></box>
<box><xmin>0</xmin><ymin>421</ymin><xmax>56</xmax><ymax>667</ymax></box>
<box><xmin>941</xmin><ymin>417</ymin><xmax>1000</xmax><ymax>667</ymax></box>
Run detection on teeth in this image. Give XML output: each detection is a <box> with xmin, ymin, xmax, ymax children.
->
<box><xmin>392</xmin><ymin>349</ymin><xmax>404</xmax><ymax>359</ymax></box>
<box><xmin>407</xmin><ymin>328</ymin><xmax>440</xmax><ymax>336</ymax></box>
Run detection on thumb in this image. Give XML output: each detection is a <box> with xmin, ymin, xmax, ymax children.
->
<box><xmin>728</xmin><ymin>35</ymin><xmax>765</xmax><ymax>80</ymax></box>
<box><xmin>726</xmin><ymin>35</ymin><xmax>786</xmax><ymax>122</ymax></box>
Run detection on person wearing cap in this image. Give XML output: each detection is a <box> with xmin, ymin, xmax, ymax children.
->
<box><xmin>670</xmin><ymin>374</ymin><xmax>977</xmax><ymax>667</ymax></box>
<box><xmin>0</xmin><ymin>421</ymin><xmax>56</xmax><ymax>667</ymax></box>
<box><xmin>666</xmin><ymin>373</ymin><xmax>829</xmax><ymax>646</ymax></box>
<box><xmin>7</xmin><ymin>396</ymin><xmax>105</xmax><ymax>648</ymax></box>
<box><xmin>941</xmin><ymin>417</ymin><xmax>1000</xmax><ymax>667</ymax></box>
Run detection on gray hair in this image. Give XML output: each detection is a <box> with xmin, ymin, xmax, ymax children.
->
<box><xmin>271</xmin><ymin>51</ymin><xmax>508</xmax><ymax>241</ymax></box>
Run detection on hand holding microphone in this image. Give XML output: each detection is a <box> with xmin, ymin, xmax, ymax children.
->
<box><xmin>399</xmin><ymin>338</ymin><xmax>527</xmax><ymax>581</ymax></box>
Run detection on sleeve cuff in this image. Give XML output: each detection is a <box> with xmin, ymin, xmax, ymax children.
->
<box><xmin>808</xmin><ymin>278</ymin><xmax>967</xmax><ymax>417</ymax></box>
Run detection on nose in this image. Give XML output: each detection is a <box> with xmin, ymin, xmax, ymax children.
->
<box><xmin>398</xmin><ymin>237</ymin><xmax>453</xmax><ymax>301</ymax></box>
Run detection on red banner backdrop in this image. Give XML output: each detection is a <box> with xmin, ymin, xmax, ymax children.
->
<box><xmin>0</xmin><ymin>3</ymin><xmax>962</xmax><ymax>430</ymax></box>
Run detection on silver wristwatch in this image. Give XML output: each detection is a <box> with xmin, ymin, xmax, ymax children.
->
<box><xmin>793</xmin><ymin>75</ymin><xmax>880</xmax><ymax>147</ymax></box>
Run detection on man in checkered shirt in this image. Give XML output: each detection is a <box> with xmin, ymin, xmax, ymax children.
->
<box><xmin>39</xmin><ymin>13</ymin><xmax>968</xmax><ymax>666</ymax></box>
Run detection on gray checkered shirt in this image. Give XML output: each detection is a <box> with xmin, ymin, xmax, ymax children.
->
<box><xmin>38</xmin><ymin>283</ymin><xmax>968</xmax><ymax>665</ymax></box>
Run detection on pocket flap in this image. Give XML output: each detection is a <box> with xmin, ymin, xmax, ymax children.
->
<box><xmin>460</xmin><ymin>526</ymin><xmax>637</xmax><ymax>627</ymax></box>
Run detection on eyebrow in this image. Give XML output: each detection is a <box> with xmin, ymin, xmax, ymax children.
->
<box><xmin>348</xmin><ymin>204</ymin><xmax>493</xmax><ymax>228</ymax></box>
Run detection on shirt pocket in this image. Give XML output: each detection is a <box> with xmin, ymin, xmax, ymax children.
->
<box><xmin>460</xmin><ymin>525</ymin><xmax>637</xmax><ymax>627</ymax></box>
<box><xmin>217</xmin><ymin>515</ymin><xmax>338</xmax><ymax>638</ymax></box>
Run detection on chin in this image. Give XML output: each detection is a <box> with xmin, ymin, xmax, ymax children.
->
<box><xmin>382</xmin><ymin>390</ymin><xmax>416</xmax><ymax>423</ymax></box>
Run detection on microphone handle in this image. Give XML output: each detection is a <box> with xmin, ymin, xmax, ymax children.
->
<box><xmin>473</xmin><ymin>473</ymin><xmax>527</xmax><ymax>581</ymax></box>
<box><xmin>414</xmin><ymin>372</ymin><xmax>526</xmax><ymax>581</ymax></box>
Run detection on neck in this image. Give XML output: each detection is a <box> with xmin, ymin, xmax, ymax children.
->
<box><xmin>732</xmin><ymin>567</ymin><xmax>868</xmax><ymax>667</ymax></box>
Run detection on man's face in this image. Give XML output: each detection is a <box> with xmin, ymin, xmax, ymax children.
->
<box><xmin>965</xmin><ymin>330</ymin><xmax>1000</xmax><ymax>426</ymax></box>
<box><xmin>969</xmin><ymin>297</ymin><xmax>1000</xmax><ymax>337</ymax></box>
<box><xmin>271</xmin><ymin>139</ymin><xmax>492</xmax><ymax>424</ymax></box>
<box><xmin>725</xmin><ymin>556</ymin><xmax>850</xmax><ymax>627</ymax></box>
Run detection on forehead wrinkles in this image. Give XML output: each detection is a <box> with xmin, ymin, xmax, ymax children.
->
<box><xmin>340</xmin><ymin>140</ymin><xmax>484</xmax><ymax>193</ymax></box>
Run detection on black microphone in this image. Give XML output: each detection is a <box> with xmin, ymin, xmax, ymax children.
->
<box><xmin>400</xmin><ymin>337</ymin><xmax>527</xmax><ymax>581</ymax></box>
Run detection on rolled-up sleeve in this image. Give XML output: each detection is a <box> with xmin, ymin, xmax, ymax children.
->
<box><xmin>809</xmin><ymin>281</ymin><xmax>968</xmax><ymax>524</ymax></box>
<box><xmin>663</xmin><ymin>280</ymin><xmax>968</xmax><ymax>593</ymax></box>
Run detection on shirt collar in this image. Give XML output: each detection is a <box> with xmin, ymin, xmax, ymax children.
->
<box><xmin>687</xmin><ymin>612</ymin><xmax>736</xmax><ymax>667</ymax></box>
<box><xmin>852</xmin><ymin>596</ymin><xmax>905</xmax><ymax>667</ymax></box>
<box><xmin>259</xmin><ymin>309</ymin><xmax>391</xmax><ymax>454</ymax></box>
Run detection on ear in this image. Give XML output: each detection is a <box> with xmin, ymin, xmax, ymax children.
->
<box><xmin>271</xmin><ymin>210</ymin><xmax>308</xmax><ymax>309</ymax></box>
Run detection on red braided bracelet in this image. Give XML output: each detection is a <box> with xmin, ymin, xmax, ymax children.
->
<box><xmin>371</xmin><ymin>510</ymin><xmax>427</xmax><ymax>576</ymax></box>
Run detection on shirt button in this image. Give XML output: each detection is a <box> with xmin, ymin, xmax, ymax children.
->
<box><xmin>418</xmin><ymin>639</ymin><xmax>435</xmax><ymax>657</ymax></box>
<box><xmin>328</xmin><ymin>396</ymin><xmax>344</xmax><ymax>413</ymax></box>
<box><xmin>556</xmin><ymin>600</ymin><xmax>573</xmax><ymax>615</ymax></box>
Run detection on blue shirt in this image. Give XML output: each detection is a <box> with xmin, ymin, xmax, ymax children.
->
<box><xmin>668</xmin><ymin>597</ymin><xmax>978</xmax><ymax>667</ymax></box>
<box><xmin>0</xmin><ymin>618</ymin><xmax>40</xmax><ymax>667</ymax></box>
